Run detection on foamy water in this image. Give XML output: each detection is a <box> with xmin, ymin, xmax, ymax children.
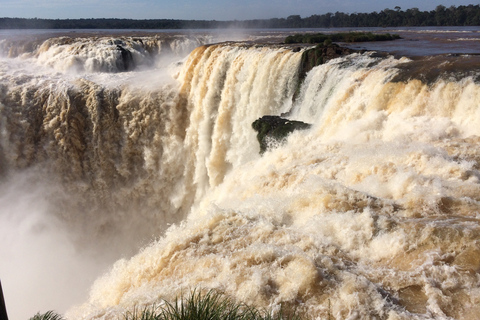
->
<box><xmin>0</xmin><ymin>30</ymin><xmax>480</xmax><ymax>320</ymax></box>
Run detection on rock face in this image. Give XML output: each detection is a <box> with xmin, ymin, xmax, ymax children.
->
<box><xmin>299</xmin><ymin>43</ymin><xmax>356</xmax><ymax>79</ymax></box>
<box><xmin>290</xmin><ymin>44</ymin><xmax>358</xmax><ymax>100</ymax></box>
<box><xmin>252</xmin><ymin>116</ymin><xmax>311</xmax><ymax>154</ymax></box>
<box><xmin>116</xmin><ymin>45</ymin><xmax>134</xmax><ymax>71</ymax></box>
<box><xmin>0</xmin><ymin>280</ymin><xmax>8</xmax><ymax>320</ymax></box>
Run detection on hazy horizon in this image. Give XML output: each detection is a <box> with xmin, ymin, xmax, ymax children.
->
<box><xmin>1</xmin><ymin>0</ymin><xmax>477</xmax><ymax>21</ymax></box>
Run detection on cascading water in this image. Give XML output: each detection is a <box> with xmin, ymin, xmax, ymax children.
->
<box><xmin>0</xmin><ymin>33</ymin><xmax>215</xmax><ymax>319</ymax></box>
<box><xmin>1</xmin><ymin>31</ymin><xmax>480</xmax><ymax>320</ymax></box>
<box><xmin>0</xmin><ymin>34</ymin><xmax>212</xmax><ymax>71</ymax></box>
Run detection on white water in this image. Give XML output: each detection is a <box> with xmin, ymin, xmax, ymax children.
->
<box><xmin>1</xmin><ymin>32</ymin><xmax>480</xmax><ymax>320</ymax></box>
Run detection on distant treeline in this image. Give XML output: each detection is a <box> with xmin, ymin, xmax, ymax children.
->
<box><xmin>0</xmin><ymin>4</ymin><xmax>479</xmax><ymax>29</ymax></box>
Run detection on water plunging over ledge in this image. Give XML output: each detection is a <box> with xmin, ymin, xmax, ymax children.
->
<box><xmin>0</xmin><ymin>28</ymin><xmax>480</xmax><ymax>320</ymax></box>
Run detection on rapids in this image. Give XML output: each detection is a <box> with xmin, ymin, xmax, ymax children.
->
<box><xmin>1</xmin><ymin>31</ymin><xmax>480</xmax><ymax>320</ymax></box>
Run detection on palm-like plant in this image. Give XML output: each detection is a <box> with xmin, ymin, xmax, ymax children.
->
<box><xmin>29</xmin><ymin>310</ymin><xmax>64</xmax><ymax>320</ymax></box>
<box><xmin>124</xmin><ymin>290</ymin><xmax>301</xmax><ymax>320</ymax></box>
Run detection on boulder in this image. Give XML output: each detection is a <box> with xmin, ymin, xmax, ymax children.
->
<box><xmin>252</xmin><ymin>115</ymin><xmax>311</xmax><ymax>154</ymax></box>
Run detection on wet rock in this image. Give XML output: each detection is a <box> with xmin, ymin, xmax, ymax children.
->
<box><xmin>116</xmin><ymin>45</ymin><xmax>134</xmax><ymax>71</ymax></box>
<box><xmin>299</xmin><ymin>43</ymin><xmax>356</xmax><ymax>79</ymax></box>
<box><xmin>252</xmin><ymin>115</ymin><xmax>311</xmax><ymax>154</ymax></box>
<box><xmin>292</xmin><ymin>44</ymin><xmax>358</xmax><ymax>100</ymax></box>
<box><xmin>0</xmin><ymin>280</ymin><xmax>8</xmax><ymax>320</ymax></box>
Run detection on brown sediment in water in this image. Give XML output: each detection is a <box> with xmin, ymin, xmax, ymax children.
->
<box><xmin>2</xmin><ymin>32</ymin><xmax>480</xmax><ymax>319</ymax></box>
<box><xmin>391</xmin><ymin>54</ymin><xmax>480</xmax><ymax>84</ymax></box>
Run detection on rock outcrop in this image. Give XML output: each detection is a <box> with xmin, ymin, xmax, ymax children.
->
<box><xmin>116</xmin><ymin>45</ymin><xmax>134</xmax><ymax>71</ymax></box>
<box><xmin>299</xmin><ymin>43</ymin><xmax>356</xmax><ymax>80</ymax></box>
<box><xmin>252</xmin><ymin>115</ymin><xmax>311</xmax><ymax>154</ymax></box>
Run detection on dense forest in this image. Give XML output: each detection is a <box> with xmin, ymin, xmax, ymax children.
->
<box><xmin>0</xmin><ymin>4</ymin><xmax>479</xmax><ymax>29</ymax></box>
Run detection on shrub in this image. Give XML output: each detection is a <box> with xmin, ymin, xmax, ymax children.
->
<box><xmin>285</xmin><ymin>32</ymin><xmax>400</xmax><ymax>44</ymax></box>
<box><xmin>29</xmin><ymin>311</ymin><xmax>64</xmax><ymax>320</ymax></box>
<box><xmin>124</xmin><ymin>290</ymin><xmax>302</xmax><ymax>320</ymax></box>
<box><xmin>29</xmin><ymin>290</ymin><xmax>303</xmax><ymax>320</ymax></box>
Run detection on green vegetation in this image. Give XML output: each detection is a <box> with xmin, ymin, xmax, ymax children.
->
<box><xmin>29</xmin><ymin>290</ymin><xmax>302</xmax><ymax>320</ymax></box>
<box><xmin>276</xmin><ymin>4</ymin><xmax>480</xmax><ymax>28</ymax></box>
<box><xmin>0</xmin><ymin>5</ymin><xmax>479</xmax><ymax>29</ymax></box>
<box><xmin>29</xmin><ymin>310</ymin><xmax>64</xmax><ymax>320</ymax></box>
<box><xmin>284</xmin><ymin>32</ymin><xmax>401</xmax><ymax>44</ymax></box>
<box><xmin>124</xmin><ymin>290</ymin><xmax>301</xmax><ymax>320</ymax></box>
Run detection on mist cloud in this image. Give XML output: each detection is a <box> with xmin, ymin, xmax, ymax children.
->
<box><xmin>0</xmin><ymin>172</ymin><xmax>112</xmax><ymax>320</ymax></box>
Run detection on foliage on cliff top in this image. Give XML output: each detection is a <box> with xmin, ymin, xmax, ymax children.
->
<box><xmin>285</xmin><ymin>32</ymin><xmax>401</xmax><ymax>44</ymax></box>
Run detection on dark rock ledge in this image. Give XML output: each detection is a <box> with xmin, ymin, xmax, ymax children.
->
<box><xmin>298</xmin><ymin>43</ymin><xmax>357</xmax><ymax>79</ymax></box>
<box><xmin>252</xmin><ymin>115</ymin><xmax>311</xmax><ymax>154</ymax></box>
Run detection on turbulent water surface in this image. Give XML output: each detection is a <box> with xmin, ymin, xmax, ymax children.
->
<box><xmin>1</xmin><ymin>28</ymin><xmax>480</xmax><ymax>320</ymax></box>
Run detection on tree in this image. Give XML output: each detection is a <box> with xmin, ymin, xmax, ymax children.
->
<box><xmin>435</xmin><ymin>5</ymin><xmax>447</xmax><ymax>25</ymax></box>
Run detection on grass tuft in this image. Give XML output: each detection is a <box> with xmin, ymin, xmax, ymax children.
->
<box><xmin>29</xmin><ymin>310</ymin><xmax>65</xmax><ymax>320</ymax></box>
<box><xmin>124</xmin><ymin>290</ymin><xmax>302</xmax><ymax>320</ymax></box>
<box><xmin>29</xmin><ymin>290</ymin><xmax>303</xmax><ymax>320</ymax></box>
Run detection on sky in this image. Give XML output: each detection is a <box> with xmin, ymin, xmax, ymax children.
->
<box><xmin>0</xmin><ymin>0</ymin><xmax>478</xmax><ymax>21</ymax></box>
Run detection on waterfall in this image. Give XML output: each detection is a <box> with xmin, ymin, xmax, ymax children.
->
<box><xmin>1</xmin><ymin>35</ymin><xmax>480</xmax><ymax>320</ymax></box>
